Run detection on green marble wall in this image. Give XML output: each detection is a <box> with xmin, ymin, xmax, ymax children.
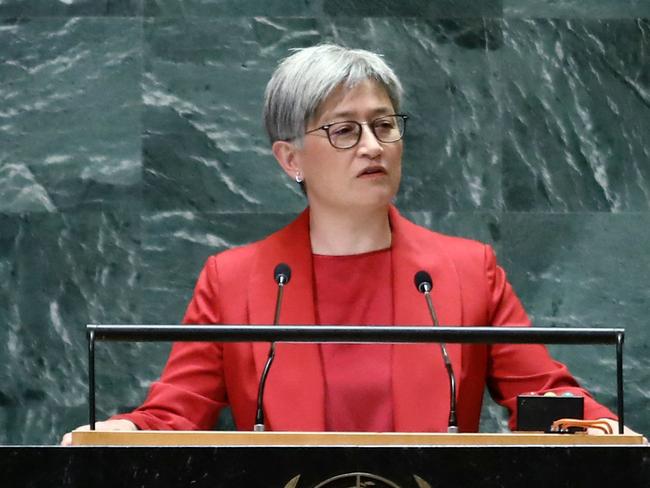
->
<box><xmin>0</xmin><ymin>1</ymin><xmax>648</xmax><ymax>443</ymax></box>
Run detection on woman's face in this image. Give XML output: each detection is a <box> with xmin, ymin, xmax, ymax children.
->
<box><xmin>289</xmin><ymin>79</ymin><xmax>403</xmax><ymax>213</ymax></box>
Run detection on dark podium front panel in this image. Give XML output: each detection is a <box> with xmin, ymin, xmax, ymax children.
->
<box><xmin>2</xmin><ymin>445</ymin><xmax>649</xmax><ymax>488</ymax></box>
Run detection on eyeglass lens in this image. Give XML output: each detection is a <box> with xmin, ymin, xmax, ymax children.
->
<box><xmin>328</xmin><ymin>115</ymin><xmax>405</xmax><ymax>149</ymax></box>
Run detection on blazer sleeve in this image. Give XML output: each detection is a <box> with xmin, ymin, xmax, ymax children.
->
<box><xmin>111</xmin><ymin>256</ymin><xmax>228</xmax><ymax>430</ymax></box>
<box><xmin>482</xmin><ymin>245</ymin><xmax>616</xmax><ymax>429</ymax></box>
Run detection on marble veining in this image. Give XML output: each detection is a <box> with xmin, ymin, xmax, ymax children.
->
<box><xmin>0</xmin><ymin>8</ymin><xmax>648</xmax><ymax>444</ymax></box>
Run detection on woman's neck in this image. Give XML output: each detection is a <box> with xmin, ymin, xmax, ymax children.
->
<box><xmin>309</xmin><ymin>205</ymin><xmax>392</xmax><ymax>256</ymax></box>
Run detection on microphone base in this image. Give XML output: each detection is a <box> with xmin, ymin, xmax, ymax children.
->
<box><xmin>253</xmin><ymin>424</ymin><xmax>265</xmax><ymax>432</ymax></box>
<box><xmin>447</xmin><ymin>426</ymin><xmax>459</xmax><ymax>434</ymax></box>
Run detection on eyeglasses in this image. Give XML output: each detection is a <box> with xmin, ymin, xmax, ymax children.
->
<box><xmin>305</xmin><ymin>114</ymin><xmax>408</xmax><ymax>149</ymax></box>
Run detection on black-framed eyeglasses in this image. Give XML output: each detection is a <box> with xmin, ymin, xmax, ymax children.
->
<box><xmin>305</xmin><ymin>114</ymin><xmax>408</xmax><ymax>149</ymax></box>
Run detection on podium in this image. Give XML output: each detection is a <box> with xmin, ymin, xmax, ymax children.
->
<box><xmin>3</xmin><ymin>432</ymin><xmax>648</xmax><ymax>487</ymax></box>
<box><xmin>26</xmin><ymin>324</ymin><xmax>639</xmax><ymax>487</ymax></box>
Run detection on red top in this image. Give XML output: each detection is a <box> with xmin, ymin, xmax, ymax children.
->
<box><xmin>313</xmin><ymin>249</ymin><xmax>394</xmax><ymax>432</ymax></box>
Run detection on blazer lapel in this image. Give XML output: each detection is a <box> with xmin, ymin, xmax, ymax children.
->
<box><xmin>248</xmin><ymin>208</ymin><xmax>325</xmax><ymax>431</ymax></box>
<box><xmin>389</xmin><ymin>206</ymin><xmax>464</xmax><ymax>432</ymax></box>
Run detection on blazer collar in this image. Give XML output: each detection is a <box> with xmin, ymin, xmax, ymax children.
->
<box><xmin>248</xmin><ymin>206</ymin><xmax>463</xmax><ymax>432</ymax></box>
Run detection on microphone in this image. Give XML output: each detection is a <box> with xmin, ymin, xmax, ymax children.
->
<box><xmin>254</xmin><ymin>263</ymin><xmax>292</xmax><ymax>431</ymax></box>
<box><xmin>414</xmin><ymin>270</ymin><xmax>459</xmax><ymax>433</ymax></box>
<box><xmin>273</xmin><ymin>263</ymin><xmax>291</xmax><ymax>324</ymax></box>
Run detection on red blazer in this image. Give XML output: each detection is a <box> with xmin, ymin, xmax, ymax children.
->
<box><xmin>116</xmin><ymin>206</ymin><xmax>613</xmax><ymax>432</ymax></box>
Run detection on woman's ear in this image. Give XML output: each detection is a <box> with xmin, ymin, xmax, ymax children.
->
<box><xmin>272</xmin><ymin>140</ymin><xmax>301</xmax><ymax>179</ymax></box>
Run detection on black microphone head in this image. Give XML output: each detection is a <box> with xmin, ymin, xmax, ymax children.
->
<box><xmin>414</xmin><ymin>270</ymin><xmax>432</xmax><ymax>293</ymax></box>
<box><xmin>274</xmin><ymin>263</ymin><xmax>291</xmax><ymax>285</ymax></box>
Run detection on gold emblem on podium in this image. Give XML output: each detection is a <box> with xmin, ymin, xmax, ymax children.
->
<box><xmin>283</xmin><ymin>472</ymin><xmax>433</xmax><ymax>487</ymax></box>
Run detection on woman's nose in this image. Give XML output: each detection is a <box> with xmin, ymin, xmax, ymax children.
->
<box><xmin>356</xmin><ymin>124</ymin><xmax>383</xmax><ymax>157</ymax></box>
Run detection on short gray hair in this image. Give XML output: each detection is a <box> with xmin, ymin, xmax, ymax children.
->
<box><xmin>264</xmin><ymin>44</ymin><xmax>403</xmax><ymax>144</ymax></box>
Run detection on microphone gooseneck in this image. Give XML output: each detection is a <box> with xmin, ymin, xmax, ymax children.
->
<box><xmin>414</xmin><ymin>270</ymin><xmax>459</xmax><ymax>433</ymax></box>
<box><xmin>254</xmin><ymin>263</ymin><xmax>292</xmax><ymax>432</ymax></box>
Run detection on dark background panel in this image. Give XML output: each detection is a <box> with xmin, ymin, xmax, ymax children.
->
<box><xmin>0</xmin><ymin>210</ymin><xmax>144</xmax><ymax>443</ymax></box>
<box><xmin>0</xmin><ymin>17</ymin><xmax>143</xmax><ymax>213</ymax></box>
<box><xmin>143</xmin><ymin>0</ymin><xmax>321</xmax><ymax>16</ymax></box>
<box><xmin>504</xmin><ymin>0</ymin><xmax>650</xmax><ymax>18</ymax></box>
<box><xmin>498</xmin><ymin>19</ymin><xmax>649</xmax><ymax>212</ymax></box>
<box><xmin>0</xmin><ymin>0</ymin><xmax>143</xmax><ymax>17</ymax></box>
<box><xmin>323</xmin><ymin>0</ymin><xmax>503</xmax><ymax>17</ymax></box>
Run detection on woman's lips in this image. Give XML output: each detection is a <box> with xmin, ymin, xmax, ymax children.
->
<box><xmin>357</xmin><ymin>166</ymin><xmax>388</xmax><ymax>177</ymax></box>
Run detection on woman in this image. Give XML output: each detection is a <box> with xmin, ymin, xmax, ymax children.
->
<box><xmin>62</xmin><ymin>44</ymin><xmax>624</xmax><ymax>443</ymax></box>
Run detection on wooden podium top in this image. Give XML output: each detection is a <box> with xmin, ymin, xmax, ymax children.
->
<box><xmin>72</xmin><ymin>430</ymin><xmax>645</xmax><ymax>446</ymax></box>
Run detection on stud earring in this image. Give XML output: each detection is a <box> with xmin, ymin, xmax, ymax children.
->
<box><xmin>295</xmin><ymin>172</ymin><xmax>304</xmax><ymax>183</ymax></box>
